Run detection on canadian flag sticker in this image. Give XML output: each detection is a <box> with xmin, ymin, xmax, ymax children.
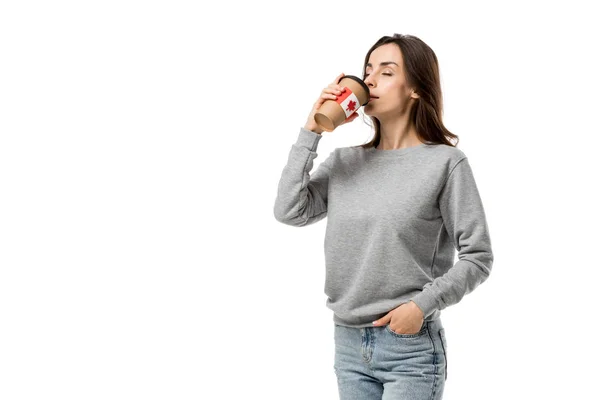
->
<box><xmin>335</xmin><ymin>89</ymin><xmax>360</xmax><ymax>119</ymax></box>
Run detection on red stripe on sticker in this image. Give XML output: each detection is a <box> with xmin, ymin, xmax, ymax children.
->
<box><xmin>335</xmin><ymin>88</ymin><xmax>352</xmax><ymax>105</ymax></box>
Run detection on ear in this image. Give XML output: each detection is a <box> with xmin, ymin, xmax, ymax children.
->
<box><xmin>410</xmin><ymin>90</ymin><xmax>420</xmax><ymax>99</ymax></box>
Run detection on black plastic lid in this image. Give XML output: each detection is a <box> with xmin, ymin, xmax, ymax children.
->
<box><xmin>337</xmin><ymin>75</ymin><xmax>371</xmax><ymax>106</ymax></box>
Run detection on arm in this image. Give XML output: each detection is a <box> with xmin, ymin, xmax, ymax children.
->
<box><xmin>410</xmin><ymin>157</ymin><xmax>494</xmax><ymax>318</ymax></box>
<box><xmin>273</xmin><ymin>127</ymin><xmax>335</xmax><ymax>227</ymax></box>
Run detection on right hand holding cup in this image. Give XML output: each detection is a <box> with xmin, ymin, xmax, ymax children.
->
<box><xmin>304</xmin><ymin>73</ymin><xmax>360</xmax><ymax>134</ymax></box>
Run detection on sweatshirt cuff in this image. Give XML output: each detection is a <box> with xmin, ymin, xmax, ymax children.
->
<box><xmin>410</xmin><ymin>289</ymin><xmax>439</xmax><ymax>319</ymax></box>
<box><xmin>296</xmin><ymin>127</ymin><xmax>323</xmax><ymax>151</ymax></box>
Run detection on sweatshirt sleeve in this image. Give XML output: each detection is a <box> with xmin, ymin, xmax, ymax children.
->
<box><xmin>273</xmin><ymin>127</ymin><xmax>335</xmax><ymax>227</ymax></box>
<box><xmin>410</xmin><ymin>157</ymin><xmax>494</xmax><ymax>318</ymax></box>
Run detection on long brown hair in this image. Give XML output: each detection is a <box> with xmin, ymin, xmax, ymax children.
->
<box><xmin>357</xmin><ymin>34</ymin><xmax>459</xmax><ymax>148</ymax></box>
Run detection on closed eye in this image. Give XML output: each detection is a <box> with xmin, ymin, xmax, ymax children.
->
<box><xmin>364</xmin><ymin>73</ymin><xmax>392</xmax><ymax>77</ymax></box>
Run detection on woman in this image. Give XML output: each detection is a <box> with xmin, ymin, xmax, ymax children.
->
<box><xmin>273</xmin><ymin>34</ymin><xmax>493</xmax><ymax>400</ymax></box>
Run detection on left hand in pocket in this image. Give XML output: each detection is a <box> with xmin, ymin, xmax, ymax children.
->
<box><xmin>372</xmin><ymin>301</ymin><xmax>425</xmax><ymax>334</ymax></box>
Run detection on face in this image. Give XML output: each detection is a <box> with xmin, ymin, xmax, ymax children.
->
<box><xmin>363</xmin><ymin>43</ymin><xmax>419</xmax><ymax>118</ymax></box>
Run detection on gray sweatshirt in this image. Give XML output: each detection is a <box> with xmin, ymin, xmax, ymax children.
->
<box><xmin>274</xmin><ymin>127</ymin><xmax>494</xmax><ymax>328</ymax></box>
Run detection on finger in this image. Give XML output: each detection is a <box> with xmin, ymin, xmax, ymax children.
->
<box><xmin>320</xmin><ymin>93</ymin><xmax>337</xmax><ymax>102</ymax></box>
<box><xmin>326</xmin><ymin>84</ymin><xmax>346</xmax><ymax>93</ymax></box>
<box><xmin>373</xmin><ymin>312</ymin><xmax>391</xmax><ymax>326</ymax></box>
<box><xmin>317</xmin><ymin>91</ymin><xmax>336</xmax><ymax>102</ymax></box>
<box><xmin>323</xmin><ymin>87</ymin><xmax>343</xmax><ymax>96</ymax></box>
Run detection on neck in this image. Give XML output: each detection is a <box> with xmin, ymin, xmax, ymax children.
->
<box><xmin>376</xmin><ymin>115</ymin><xmax>422</xmax><ymax>150</ymax></box>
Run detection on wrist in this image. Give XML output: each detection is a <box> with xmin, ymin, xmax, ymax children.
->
<box><xmin>304</xmin><ymin>124</ymin><xmax>324</xmax><ymax>135</ymax></box>
<box><xmin>409</xmin><ymin>300</ymin><xmax>424</xmax><ymax>318</ymax></box>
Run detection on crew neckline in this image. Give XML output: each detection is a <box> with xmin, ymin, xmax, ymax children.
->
<box><xmin>366</xmin><ymin>142</ymin><xmax>430</xmax><ymax>157</ymax></box>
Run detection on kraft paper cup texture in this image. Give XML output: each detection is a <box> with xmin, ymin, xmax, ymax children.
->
<box><xmin>314</xmin><ymin>75</ymin><xmax>370</xmax><ymax>132</ymax></box>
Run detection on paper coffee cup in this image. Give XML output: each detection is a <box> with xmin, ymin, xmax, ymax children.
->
<box><xmin>314</xmin><ymin>75</ymin><xmax>370</xmax><ymax>132</ymax></box>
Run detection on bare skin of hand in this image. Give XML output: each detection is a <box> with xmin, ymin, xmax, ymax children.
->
<box><xmin>372</xmin><ymin>301</ymin><xmax>425</xmax><ymax>334</ymax></box>
<box><xmin>304</xmin><ymin>72</ymin><xmax>360</xmax><ymax>134</ymax></box>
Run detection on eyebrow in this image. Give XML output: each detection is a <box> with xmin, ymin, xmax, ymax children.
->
<box><xmin>366</xmin><ymin>61</ymin><xmax>399</xmax><ymax>68</ymax></box>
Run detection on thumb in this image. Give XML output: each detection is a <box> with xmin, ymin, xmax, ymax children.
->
<box><xmin>372</xmin><ymin>312</ymin><xmax>392</xmax><ymax>326</ymax></box>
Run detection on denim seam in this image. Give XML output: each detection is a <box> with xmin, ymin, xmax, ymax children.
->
<box><xmin>368</xmin><ymin>328</ymin><xmax>377</xmax><ymax>375</ymax></box>
<box><xmin>385</xmin><ymin>323</ymin><xmax>428</xmax><ymax>338</ymax></box>
<box><xmin>427</xmin><ymin>326</ymin><xmax>439</xmax><ymax>400</ymax></box>
<box><xmin>439</xmin><ymin>330</ymin><xmax>447</xmax><ymax>381</ymax></box>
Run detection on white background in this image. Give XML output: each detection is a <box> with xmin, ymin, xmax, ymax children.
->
<box><xmin>1</xmin><ymin>1</ymin><xmax>598</xmax><ymax>399</ymax></box>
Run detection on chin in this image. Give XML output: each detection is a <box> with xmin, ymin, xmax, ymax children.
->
<box><xmin>363</xmin><ymin>109</ymin><xmax>378</xmax><ymax>118</ymax></box>
<box><xmin>363</xmin><ymin>104</ymin><xmax>376</xmax><ymax>116</ymax></box>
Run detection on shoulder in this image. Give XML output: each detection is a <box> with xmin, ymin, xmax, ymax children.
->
<box><xmin>421</xmin><ymin>143</ymin><xmax>468</xmax><ymax>174</ymax></box>
<box><xmin>335</xmin><ymin>145</ymin><xmax>366</xmax><ymax>163</ymax></box>
<box><xmin>424</xmin><ymin>143</ymin><xmax>466</xmax><ymax>160</ymax></box>
<box><xmin>328</xmin><ymin>144</ymin><xmax>363</xmax><ymax>158</ymax></box>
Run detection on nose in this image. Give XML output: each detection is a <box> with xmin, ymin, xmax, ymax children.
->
<box><xmin>363</xmin><ymin>74</ymin><xmax>375</xmax><ymax>88</ymax></box>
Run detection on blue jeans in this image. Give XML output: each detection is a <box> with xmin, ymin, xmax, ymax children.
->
<box><xmin>333</xmin><ymin>318</ymin><xmax>448</xmax><ymax>400</ymax></box>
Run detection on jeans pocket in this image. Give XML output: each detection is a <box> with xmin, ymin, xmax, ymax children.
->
<box><xmin>385</xmin><ymin>322</ymin><xmax>428</xmax><ymax>338</ymax></box>
<box><xmin>438</xmin><ymin>328</ymin><xmax>448</xmax><ymax>381</ymax></box>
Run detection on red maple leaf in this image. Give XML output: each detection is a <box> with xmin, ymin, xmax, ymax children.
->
<box><xmin>346</xmin><ymin>100</ymin><xmax>357</xmax><ymax>112</ymax></box>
